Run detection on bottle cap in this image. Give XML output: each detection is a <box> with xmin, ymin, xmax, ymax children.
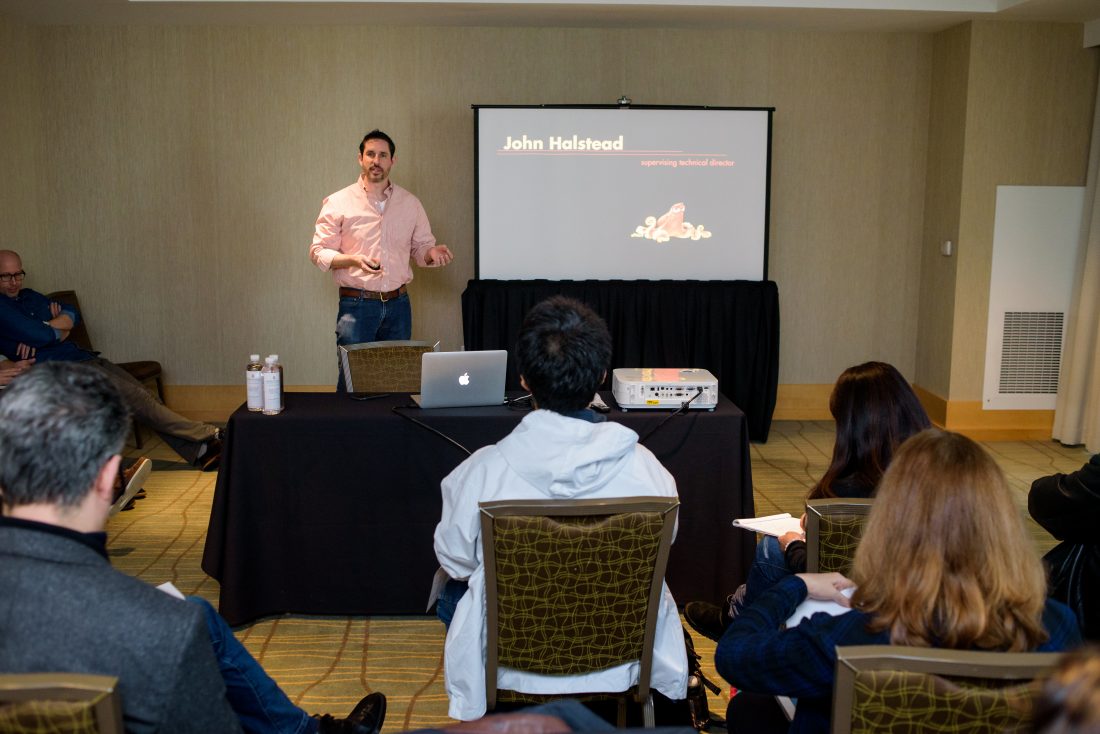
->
<box><xmin>270</xmin><ymin>355</ymin><xmax>279</xmax><ymax>361</ymax></box>
<box><xmin>250</xmin><ymin>354</ymin><xmax>260</xmax><ymax>361</ymax></box>
<box><xmin>265</xmin><ymin>356</ymin><xmax>275</xmax><ymax>365</ymax></box>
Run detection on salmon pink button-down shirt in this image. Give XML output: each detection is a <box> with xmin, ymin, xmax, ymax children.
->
<box><xmin>309</xmin><ymin>177</ymin><xmax>437</xmax><ymax>292</ymax></box>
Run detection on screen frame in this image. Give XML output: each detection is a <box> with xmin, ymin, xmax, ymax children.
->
<box><xmin>472</xmin><ymin>103</ymin><xmax>774</xmax><ymax>281</ymax></box>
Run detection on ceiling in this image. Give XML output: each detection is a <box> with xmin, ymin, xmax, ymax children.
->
<box><xmin>0</xmin><ymin>0</ymin><xmax>1097</xmax><ymax>32</ymax></box>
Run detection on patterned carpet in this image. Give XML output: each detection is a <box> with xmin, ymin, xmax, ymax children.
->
<box><xmin>107</xmin><ymin>421</ymin><xmax>1092</xmax><ymax>729</ymax></box>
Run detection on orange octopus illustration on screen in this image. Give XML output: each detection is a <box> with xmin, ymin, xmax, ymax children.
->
<box><xmin>631</xmin><ymin>202</ymin><xmax>713</xmax><ymax>243</ymax></box>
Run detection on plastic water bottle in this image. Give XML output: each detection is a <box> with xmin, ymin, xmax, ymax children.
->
<box><xmin>270</xmin><ymin>354</ymin><xmax>285</xmax><ymax>405</ymax></box>
<box><xmin>262</xmin><ymin>356</ymin><xmax>283</xmax><ymax>415</ymax></box>
<box><xmin>267</xmin><ymin>355</ymin><xmax>286</xmax><ymax>413</ymax></box>
<box><xmin>246</xmin><ymin>354</ymin><xmax>264</xmax><ymax>412</ymax></box>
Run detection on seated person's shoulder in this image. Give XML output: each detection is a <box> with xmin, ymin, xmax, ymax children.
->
<box><xmin>1041</xmin><ymin>598</ymin><xmax>1085</xmax><ymax>649</ymax></box>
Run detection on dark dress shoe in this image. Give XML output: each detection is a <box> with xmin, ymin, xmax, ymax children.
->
<box><xmin>685</xmin><ymin>584</ymin><xmax>748</xmax><ymax>642</ymax></box>
<box><xmin>199</xmin><ymin>438</ymin><xmax>223</xmax><ymax>472</ymax></box>
<box><xmin>684</xmin><ymin>601</ymin><xmax>731</xmax><ymax>642</ymax></box>
<box><xmin>314</xmin><ymin>692</ymin><xmax>387</xmax><ymax>734</ymax></box>
<box><xmin>347</xmin><ymin>692</ymin><xmax>386</xmax><ymax>733</ymax></box>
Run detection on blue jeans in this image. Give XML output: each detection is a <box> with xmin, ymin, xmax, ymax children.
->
<box><xmin>737</xmin><ymin>535</ymin><xmax>792</xmax><ymax>614</ymax></box>
<box><xmin>335</xmin><ymin>292</ymin><xmax>413</xmax><ymax>392</ymax></box>
<box><xmin>521</xmin><ymin>700</ymin><xmax>616</xmax><ymax>731</ymax></box>
<box><xmin>435</xmin><ymin>578</ymin><xmax>468</xmax><ymax>629</ymax></box>
<box><xmin>403</xmin><ymin>700</ymin><xmax>621</xmax><ymax>734</ymax></box>
<box><xmin>188</xmin><ymin>597</ymin><xmax>317</xmax><ymax>734</ymax></box>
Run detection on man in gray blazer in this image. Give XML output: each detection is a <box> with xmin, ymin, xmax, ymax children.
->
<box><xmin>0</xmin><ymin>362</ymin><xmax>387</xmax><ymax>734</ymax></box>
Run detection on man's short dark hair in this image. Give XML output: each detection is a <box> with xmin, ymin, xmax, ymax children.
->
<box><xmin>514</xmin><ymin>296</ymin><xmax>612</xmax><ymax>414</ymax></box>
<box><xmin>359</xmin><ymin>130</ymin><xmax>396</xmax><ymax>157</ymax></box>
<box><xmin>0</xmin><ymin>362</ymin><xmax>129</xmax><ymax>508</ymax></box>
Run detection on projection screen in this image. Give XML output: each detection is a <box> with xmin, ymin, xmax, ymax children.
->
<box><xmin>475</xmin><ymin>105</ymin><xmax>772</xmax><ymax>281</ymax></box>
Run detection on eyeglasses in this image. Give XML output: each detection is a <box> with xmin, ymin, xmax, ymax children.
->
<box><xmin>0</xmin><ymin>271</ymin><xmax>25</xmax><ymax>283</ymax></box>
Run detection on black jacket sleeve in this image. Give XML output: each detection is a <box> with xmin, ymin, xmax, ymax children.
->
<box><xmin>1028</xmin><ymin>454</ymin><xmax>1100</xmax><ymax>544</ymax></box>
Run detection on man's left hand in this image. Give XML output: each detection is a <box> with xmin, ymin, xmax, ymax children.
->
<box><xmin>426</xmin><ymin>245</ymin><xmax>454</xmax><ymax>267</ymax></box>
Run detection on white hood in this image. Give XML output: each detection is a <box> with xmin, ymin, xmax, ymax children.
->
<box><xmin>496</xmin><ymin>410</ymin><xmax>639</xmax><ymax>498</ymax></box>
<box><xmin>434</xmin><ymin>406</ymin><xmax>688</xmax><ymax>720</ymax></box>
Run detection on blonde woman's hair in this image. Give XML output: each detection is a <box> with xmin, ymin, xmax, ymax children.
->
<box><xmin>851</xmin><ymin>428</ymin><xmax>1048</xmax><ymax>651</ymax></box>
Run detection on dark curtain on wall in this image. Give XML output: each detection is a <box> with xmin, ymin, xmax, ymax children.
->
<box><xmin>461</xmin><ymin>279</ymin><xmax>780</xmax><ymax>441</ymax></box>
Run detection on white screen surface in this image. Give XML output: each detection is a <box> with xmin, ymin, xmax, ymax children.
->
<box><xmin>476</xmin><ymin>106</ymin><xmax>771</xmax><ymax>281</ymax></box>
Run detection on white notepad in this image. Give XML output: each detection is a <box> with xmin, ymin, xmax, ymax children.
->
<box><xmin>731</xmin><ymin>512</ymin><xmax>803</xmax><ymax>537</ymax></box>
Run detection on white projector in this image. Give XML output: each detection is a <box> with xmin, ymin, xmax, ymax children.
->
<box><xmin>611</xmin><ymin>368</ymin><xmax>719</xmax><ymax>411</ymax></box>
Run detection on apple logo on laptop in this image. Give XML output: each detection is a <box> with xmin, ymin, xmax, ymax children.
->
<box><xmin>458</xmin><ymin>372</ymin><xmax>471</xmax><ymax>387</ymax></box>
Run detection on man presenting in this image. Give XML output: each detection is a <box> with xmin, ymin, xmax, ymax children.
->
<box><xmin>0</xmin><ymin>363</ymin><xmax>387</xmax><ymax>734</ymax></box>
<box><xmin>309</xmin><ymin>129</ymin><xmax>453</xmax><ymax>391</ymax></box>
<box><xmin>0</xmin><ymin>250</ymin><xmax>222</xmax><ymax>470</ymax></box>
<box><xmin>432</xmin><ymin>297</ymin><xmax>688</xmax><ymax>721</ymax></box>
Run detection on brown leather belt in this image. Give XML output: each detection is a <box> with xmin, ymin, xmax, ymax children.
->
<box><xmin>339</xmin><ymin>284</ymin><xmax>407</xmax><ymax>301</ymax></box>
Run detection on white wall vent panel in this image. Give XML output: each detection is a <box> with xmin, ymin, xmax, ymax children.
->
<box><xmin>984</xmin><ymin>186</ymin><xmax>1083</xmax><ymax>411</ymax></box>
<box><xmin>998</xmin><ymin>311</ymin><xmax>1063</xmax><ymax>395</ymax></box>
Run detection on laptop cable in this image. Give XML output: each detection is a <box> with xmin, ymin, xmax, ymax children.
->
<box><xmin>391</xmin><ymin>406</ymin><xmax>473</xmax><ymax>457</ymax></box>
<box><xmin>637</xmin><ymin>386</ymin><xmax>705</xmax><ymax>445</ymax></box>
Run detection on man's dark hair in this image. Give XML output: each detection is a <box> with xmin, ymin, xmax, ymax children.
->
<box><xmin>0</xmin><ymin>362</ymin><xmax>129</xmax><ymax>509</ymax></box>
<box><xmin>359</xmin><ymin>129</ymin><xmax>396</xmax><ymax>157</ymax></box>
<box><xmin>514</xmin><ymin>296</ymin><xmax>612</xmax><ymax>414</ymax></box>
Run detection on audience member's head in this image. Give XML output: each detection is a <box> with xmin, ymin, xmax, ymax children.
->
<box><xmin>0</xmin><ymin>249</ymin><xmax>25</xmax><ymax>299</ymax></box>
<box><xmin>359</xmin><ymin>129</ymin><xmax>396</xmax><ymax>157</ymax></box>
<box><xmin>1032</xmin><ymin>646</ymin><xmax>1100</xmax><ymax>734</ymax></box>
<box><xmin>852</xmin><ymin>428</ymin><xmax>1048</xmax><ymax>651</ymax></box>
<box><xmin>808</xmin><ymin>360</ymin><xmax>931</xmax><ymax>500</ymax></box>
<box><xmin>0</xmin><ymin>362</ymin><xmax>128</xmax><ymax>512</ymax></box>
<box><xmin>514</xmin><ymin>296</ymin><xmax>612</xmax><ymax>414</ymax></box>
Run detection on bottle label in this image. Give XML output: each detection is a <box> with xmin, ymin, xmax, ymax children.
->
<box><xmin>262</xmin><ymin>371</ymin><xmax>282</xmax><ymax>413</ymax></box>
<box><xmin>246</xmin><ymin>371</ymin><xmax>264</xmax><ymax>411</ymax></box>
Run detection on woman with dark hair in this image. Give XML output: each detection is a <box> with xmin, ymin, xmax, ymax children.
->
<box><xmin>804</xmin><ymin>360</ymin><xmax>931</xmax><ymax>500</ymax></box>
<box><xmin>715</xmin><ymin>429</ymin><xmax>1081</xmax><ymax>734</ymax></box>
<box><xmin>686</xmin><ymin>361</ymin><xmax>931</xmax><ymax>640</ymax></box>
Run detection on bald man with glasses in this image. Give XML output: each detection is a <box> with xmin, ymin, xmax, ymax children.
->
<box><xmin>0</xmin><ymin>250</ymin><xmax>223</xmax><ymax>470</ymax></box>
<box><xmin>0</xmin><ymin>264</ymin><xmax>33</xmax><ymax>385</ymax></box>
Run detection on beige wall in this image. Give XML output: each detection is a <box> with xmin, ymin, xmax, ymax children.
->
<box><xmin>0</xmin><ymin>18</ymin><xmax>934</xmax><ymax>388</ymax></box>
<box><xmin>0</xmin><ymin>15</ymin><xmax>41</xmax><ymax>251</ymax></box>
<box><xmin>914</xmin><ymin>23</ymin><xmax>969</xmax><ymax>400</ymax></box>
<box><xmin>950</xmin><ymin>21</ymin><xmax>1097</xmax><ymax>400</ymax></box>
<box><xmin>0</xmin><ymin>15</ymin><xmax>1094</xmax><ymax>404</ymax></box>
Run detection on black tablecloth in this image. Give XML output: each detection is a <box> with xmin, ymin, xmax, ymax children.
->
<box><xmin>461</xmin><ymin>279</ymin><xmax>780</xmax><ymax>441</ymax></box>
<box><xmin>202</xmin><ymin>392</ymin><xmax>756</xmax><ymax>625</ymax></box>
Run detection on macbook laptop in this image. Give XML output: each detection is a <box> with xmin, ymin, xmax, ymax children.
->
<box><xmin>411</xmin><ymin>350</ymin><xmax>508</xmax><ymax>409</ymax></box>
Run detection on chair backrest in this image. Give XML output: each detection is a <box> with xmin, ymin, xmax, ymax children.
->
<box><xmin>805</xmin><ymin>497</ymin><xmax>874</xmax><ymax>574</ymax></box>
<box><xmin>832</xmin><ymin>645</ymin><xmax>1063</xmax><ymax>734</ymax></box>
<box><xmin>339</xmin><ymin>340</ymin><xmax>435</xmax><ymax>393</ymax></box>
<box><xmin>0</xmin><ymin>673</ymin><xmax>123</xmax><ymax>734</ymax></box>
<box><xmin>479</xmin><ymin>496</ymin><xmax>679</xmax><ymax>710</ymax></box>
<box><xmin>45</xmin><ymin>291</ymin><xmax>94</xmax><ymax>352</ymax></box>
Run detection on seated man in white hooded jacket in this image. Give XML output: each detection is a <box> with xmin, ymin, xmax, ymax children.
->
<box><xmin>432</xmin><ymin>296</ymin><xmax>688</xmax><ymax>722</ymax></box>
